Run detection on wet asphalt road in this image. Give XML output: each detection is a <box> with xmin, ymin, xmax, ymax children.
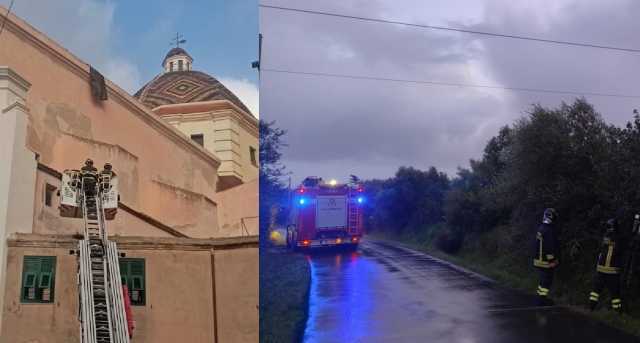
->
<box><xmin>302</xmin><ymin>240</ymin><xmax>640</xmax><ymax>343</ymax></box>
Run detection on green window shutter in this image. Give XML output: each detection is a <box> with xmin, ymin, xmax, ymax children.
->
<box><xmin>119</xmin><ymin>260</ymin><xmax>128</xmax><ymax>275</ymax></box>
<box><xmin>130</xmin><ymin>261</ymin><xmax>144</xmax><ymax>290</ymax></box>
<box><xmin>119</xmin><ymin>258</ymin><xmax>145</xmax><ymax>306</ymax></box>
<box><xmin>21</xmin><ymin>256</ymin><xmax>56</xmax><ymax>303</ymax></box>
<box><xmin>132</xmin><ymin>276</ymin><xmax>143</xmax><ymax>290</ymax></box>
<box><xmin>23</xmin><ymin>272</ymin><xmax>37</xmax><ymax>288</ymax></box>
<box><xmin>39</xmin><ymin>272</ymin><xmax>52</xmax><ymax>288</ymax></box>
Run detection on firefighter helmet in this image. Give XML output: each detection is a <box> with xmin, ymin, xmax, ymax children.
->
<box><xmin>85</xmin><ymin>158</ymin><xmax>94</xmax><ymax>167</ymax></box>
<box><xmin>542</xmin><ymin>208</ymin><xmax>557</xmax><ymax>224</ymax></box>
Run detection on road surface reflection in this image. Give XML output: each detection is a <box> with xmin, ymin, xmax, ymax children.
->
<box><xmin>302</xmin><ymin>240</ymin><xmax>640</xmax><ymax>343</ymax></box>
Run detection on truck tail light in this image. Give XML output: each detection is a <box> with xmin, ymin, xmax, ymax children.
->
<box><xmin>336</xmin><ymin>238</ymin><xmax>342</xmax><ymax>244</ymax></box>
<box><xmin>351</xmin><ymin>236</ymin><xmax>359</xmax><ymax>243</ymax></box>
<box><xmin>302</xmin><ymin>240</ymin><xmax>310</xmax><ymax>246</ymax></box>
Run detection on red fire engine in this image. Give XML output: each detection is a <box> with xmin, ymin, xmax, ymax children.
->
<box><xmin>286</xmin><ymin>177</ymin><xmax>365</xmax><ymax>250</ymax></box>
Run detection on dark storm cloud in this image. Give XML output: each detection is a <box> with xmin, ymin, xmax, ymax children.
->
<box><xmin>260</xmin><ymin>0</ymin><xmax>640</xmax><ymax>182</ymax></box>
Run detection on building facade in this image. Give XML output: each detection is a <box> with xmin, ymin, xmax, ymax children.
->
<box><xmin>0</xmin><ymin>8</ymin><xmax>257</xmax><ymax>343</ymax></box>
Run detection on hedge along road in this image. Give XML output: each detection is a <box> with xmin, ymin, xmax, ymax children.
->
<box><xmin>301</xmin><ymin>240</ymin><xmax>640</xmax><ymax>343</ymax></box>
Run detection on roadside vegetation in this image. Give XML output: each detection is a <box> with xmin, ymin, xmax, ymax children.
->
<box><xmin>259</xmin><ymin>120</ymin><xmax>311</xmax><ymax>342</ymax></box>
<box><xmin>363</xmin><ymin>98</ymin><xmax>640</xmax><ymax>335</ymax></box>
<box><xmin>259</xmin><ymin>247</ymin><xmax>310</xmax><ymax>343</ymax></box>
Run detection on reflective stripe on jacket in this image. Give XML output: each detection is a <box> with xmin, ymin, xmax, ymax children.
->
<box><xmin>533</xmin><ymin>223</ymin><xmax>558</xmax><ymax>268</ymax></box>
<box><xmin>596</xmin><ymin>234</ymin><xmax>623</xmax><ymax>274</ymax></box>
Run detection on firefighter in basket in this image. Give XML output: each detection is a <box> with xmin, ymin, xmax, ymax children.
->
<box><xmin>589</xmin><ymin>218</ymin><xmax>625</xmax><ymax>312</ymax></box>
<box><xmin>80</xmin><ymin>158</ymin><xmax>98</xmax><ymax>195</ymax></box>
<box><xmin>533</xmin><ymin>208</ymin><xmax>559</xmax><ymax>306</ymax></box>
<box><xmin>99</xmin><ymin>162</ymin><xmax>115</xmax><ymax>193</ymax></box>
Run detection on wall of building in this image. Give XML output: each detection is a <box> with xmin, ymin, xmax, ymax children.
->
<box><xmin>1</xmin><ymin>246</ymin><xmax>79</xmax><ymax>343</ymax></box>
<box><xmin>213</xmin><ymin>179</ymin><xmax>258</xmax><ymax>236</ymax></box>
<box><xmin>0</xmin><ymin>12</ymin><xmax>221</xmax><ymax>238</ymax></box>
<box><xmin>118</xmin><ymin>249</ymin><xmax>215</xmax><ymax>343</ymax></box>
<box><xmin>0</xmin><ymin>67</ymin><xmax>36</xmax><ymax>334</ymax></box>
<box><xmin>33</xmin><ymin>169</ymin><xmax>176</xmax><ymax>238</ymax></box>
<box><xmin>212</xmin><ymin>116</ymin><xmax>244</xmax><ymax>181</ymax></box>
<box><xmin>157</xmin><ymin>101</ymin><xmax>259</xmax><ymax>189</ymax></box>
<box><xmin>214</xmin><ymin>246</ymin><xmax>259</xmax><ymax>343</ymax></box>
<box><xmin>1</xmin><ymin>236</ymin><xmax>258</xmax><ymax>343</ymax></box>
<box><xmin>0</xmin><ymin>9</ymin><xmax>258</xmax><ymax>343</ymax></box>
<box><xmin>237</xmin><ymin>120</ymin><xmax>259</xmax><ymax>183</ymax></box>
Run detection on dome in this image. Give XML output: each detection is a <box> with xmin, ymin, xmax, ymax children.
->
<box><xmin>133</xmin><ymin>70</ymin><xmax>252</xmax><ymax>114</ymax></box>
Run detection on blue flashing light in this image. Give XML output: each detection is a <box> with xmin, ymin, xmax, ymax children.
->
<box><xmin>357</xmin><ymin>196</ymin><xmax>365</xmax><ymax>204</ymax></box>
<box><xmin>298</xmin><ymin>197</ymin><xmax>307</xmax><ymax>205</ymax></box>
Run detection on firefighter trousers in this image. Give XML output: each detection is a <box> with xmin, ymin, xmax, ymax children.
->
<box><xmin>536</xmin><ymin>267</ymin><xmax>554</xmax><ymax>304</ymax></box>
<box><xmin>589</xmin><ymin>272</ymin><xmax>622</xmax><ymax>311</ymax></box>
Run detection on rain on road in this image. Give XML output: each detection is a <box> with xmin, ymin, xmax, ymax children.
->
<box><xmin>302</xmin><ymin>240</ymin><xmax>640</xmax><ymax>343</ymax></box>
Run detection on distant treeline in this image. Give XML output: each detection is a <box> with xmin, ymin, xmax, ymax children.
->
<box><xmin>363</xmin><ymin>98</ymin><xmax>640</xmax><ymax>311</ymax></box>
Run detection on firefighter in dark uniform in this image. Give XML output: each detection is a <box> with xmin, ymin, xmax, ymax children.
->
<box><xmin>533</xmin><ymin>208</ymin><xmax>559</xmax><ymax>306</ymax></box>
<box><xmin>99</xmin><ymin>163</ymin><xmax>115</xmax><ymax>193</ymax></box>
<box><xmin>589</xmin><ymin>218</ymin><xmax>624</xmax><ymax>312</ymax></box>
<box><xmin>80</xmin><ymin>158</ymin><xmax>98</xmax><ymax>195</ymax></box>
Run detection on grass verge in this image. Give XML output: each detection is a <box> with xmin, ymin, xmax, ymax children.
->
<box><xmin>368</xmin><ymin>230</ymin><xmax>640</xmax><ymax>337</ymax></box>
<box><xmin>259</xmin><ymin>246</ymin><xmax>311</xmax><ymax>343</ymax></box>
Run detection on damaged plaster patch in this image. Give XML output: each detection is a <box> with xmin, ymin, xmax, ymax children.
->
<box><xmin>46</xmin><ymin>103</ymin><xmax>93</xmax><ymax>139</ymax></box>
<box><xmin>33</xmin><ymin>103</ymin><xmax>93</xmax><ymax>164</ymax></box>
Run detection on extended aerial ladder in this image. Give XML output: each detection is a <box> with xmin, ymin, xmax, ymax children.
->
<box><xmin>61</xmin><ymin>160</ymin><xmax>130</xmax><ymax>343</ymax></box>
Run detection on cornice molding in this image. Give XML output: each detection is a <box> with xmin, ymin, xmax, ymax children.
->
<box><xmin>7</xmin><ymin>233</ymin><xmax>259</xmax><ymax>251</ymax></box>
<box><xmin>154</xmin><ymin>100</ymin><xmax>259</xmax><ymax>138</ymax></box>
<box><xmin>2</xmin><ymin>101</ymin><xmax>29</xmax><ymax>114</ymax></box>
<box><xmin>0</xmin><ymin>66</ymin><xmax>31</xmax><ymax>93</ymax></box>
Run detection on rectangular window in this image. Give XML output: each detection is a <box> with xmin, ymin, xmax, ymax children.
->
<box><xmin>21</xmin><ymin>256</ymin><xmax>56</xmax><ymax>303</ymax></box>
<box><xmin>45</xmin><ymin>183</ymin><xmax>56</xmax><ymax>207</ymax></box>
<box><xmin>178</xmin><ymin>60</ymin><xmax>183</xmax><ymax>71</ymax></box>
<box><xmin>250</xmin><ymin>146</ymin><xmax>257</xmax><ymax>166</ymax></box>
<box><xmin>119</xmin><ymin>258</ymin><xmax>145</xmax><ymax>306</ymax></box>
<box><xmin>191</xmin><ymin>134</ymin><xmax>204</xmax><ymax>146</ymax></box>
<box><xmin>170</xmin><ymin>61</ymin><xmax>174</xmax><ymax>72</ymax></box>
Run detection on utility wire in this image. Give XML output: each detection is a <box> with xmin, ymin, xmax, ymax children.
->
<box><xmin>262</xmin><ymin>67</ymin><xmax>640</xmax><ymax>99</ymax></box>
<box><xmin>0</xmin><ymin>0</ymin><xmax>15</xmax><ymax>37</ymax></box>
<box><xmin>260</xmin><ymin>4</ymin><xmax>640</xmax><ymax>53</ymax></box>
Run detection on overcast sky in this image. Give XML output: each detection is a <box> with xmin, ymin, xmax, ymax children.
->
<box><xmin>0</xmin><ymin>0</ymin><xmax>259</xmax><ymax>116</ymax></box>
<box><xmin>260</xmin><ymin>0</ymin><xmax>640</xmax><ymax>183</ymax></box>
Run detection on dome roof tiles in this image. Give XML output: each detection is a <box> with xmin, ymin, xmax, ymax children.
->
<box><xmin>133</xmin><ymin>70</ymin><xmax>251</xmax><ymax>114</ymax></box>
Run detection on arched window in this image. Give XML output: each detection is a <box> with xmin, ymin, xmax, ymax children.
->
<box><xmin>169</xmin><ymin>61</ymin><xmax>174</xmax><ymax>72</ymax></box>
<box><xmin>178</xmin><ymin>60</ymin><xmax>183</xmax><ymax>71</ymax></box>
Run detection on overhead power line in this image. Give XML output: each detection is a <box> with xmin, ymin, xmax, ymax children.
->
<box><xmin>0</xmin><ymin>0</ymin><xmax>15</xmax><ymax>37</ymax></box>
<box><xmin>262</xmin><ymin>67</ymin><xmax>640</xmax><ymax>99</ymax></box>
<box><xmin>260</xmin><ymin>4</ymin><xmax>640</xmax><ymax>53</ymax></box>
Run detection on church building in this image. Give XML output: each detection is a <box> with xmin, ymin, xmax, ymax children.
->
<box><xmin>0</xmin><ymin>7</ymin><xmax>257</xmax><ymax>343</ymax></box>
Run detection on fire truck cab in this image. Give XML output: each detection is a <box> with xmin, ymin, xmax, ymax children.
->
<box><xmin>286</xmin><ymin>177</ymin><xmax>365</xmax><ymax>250</ymax></box>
